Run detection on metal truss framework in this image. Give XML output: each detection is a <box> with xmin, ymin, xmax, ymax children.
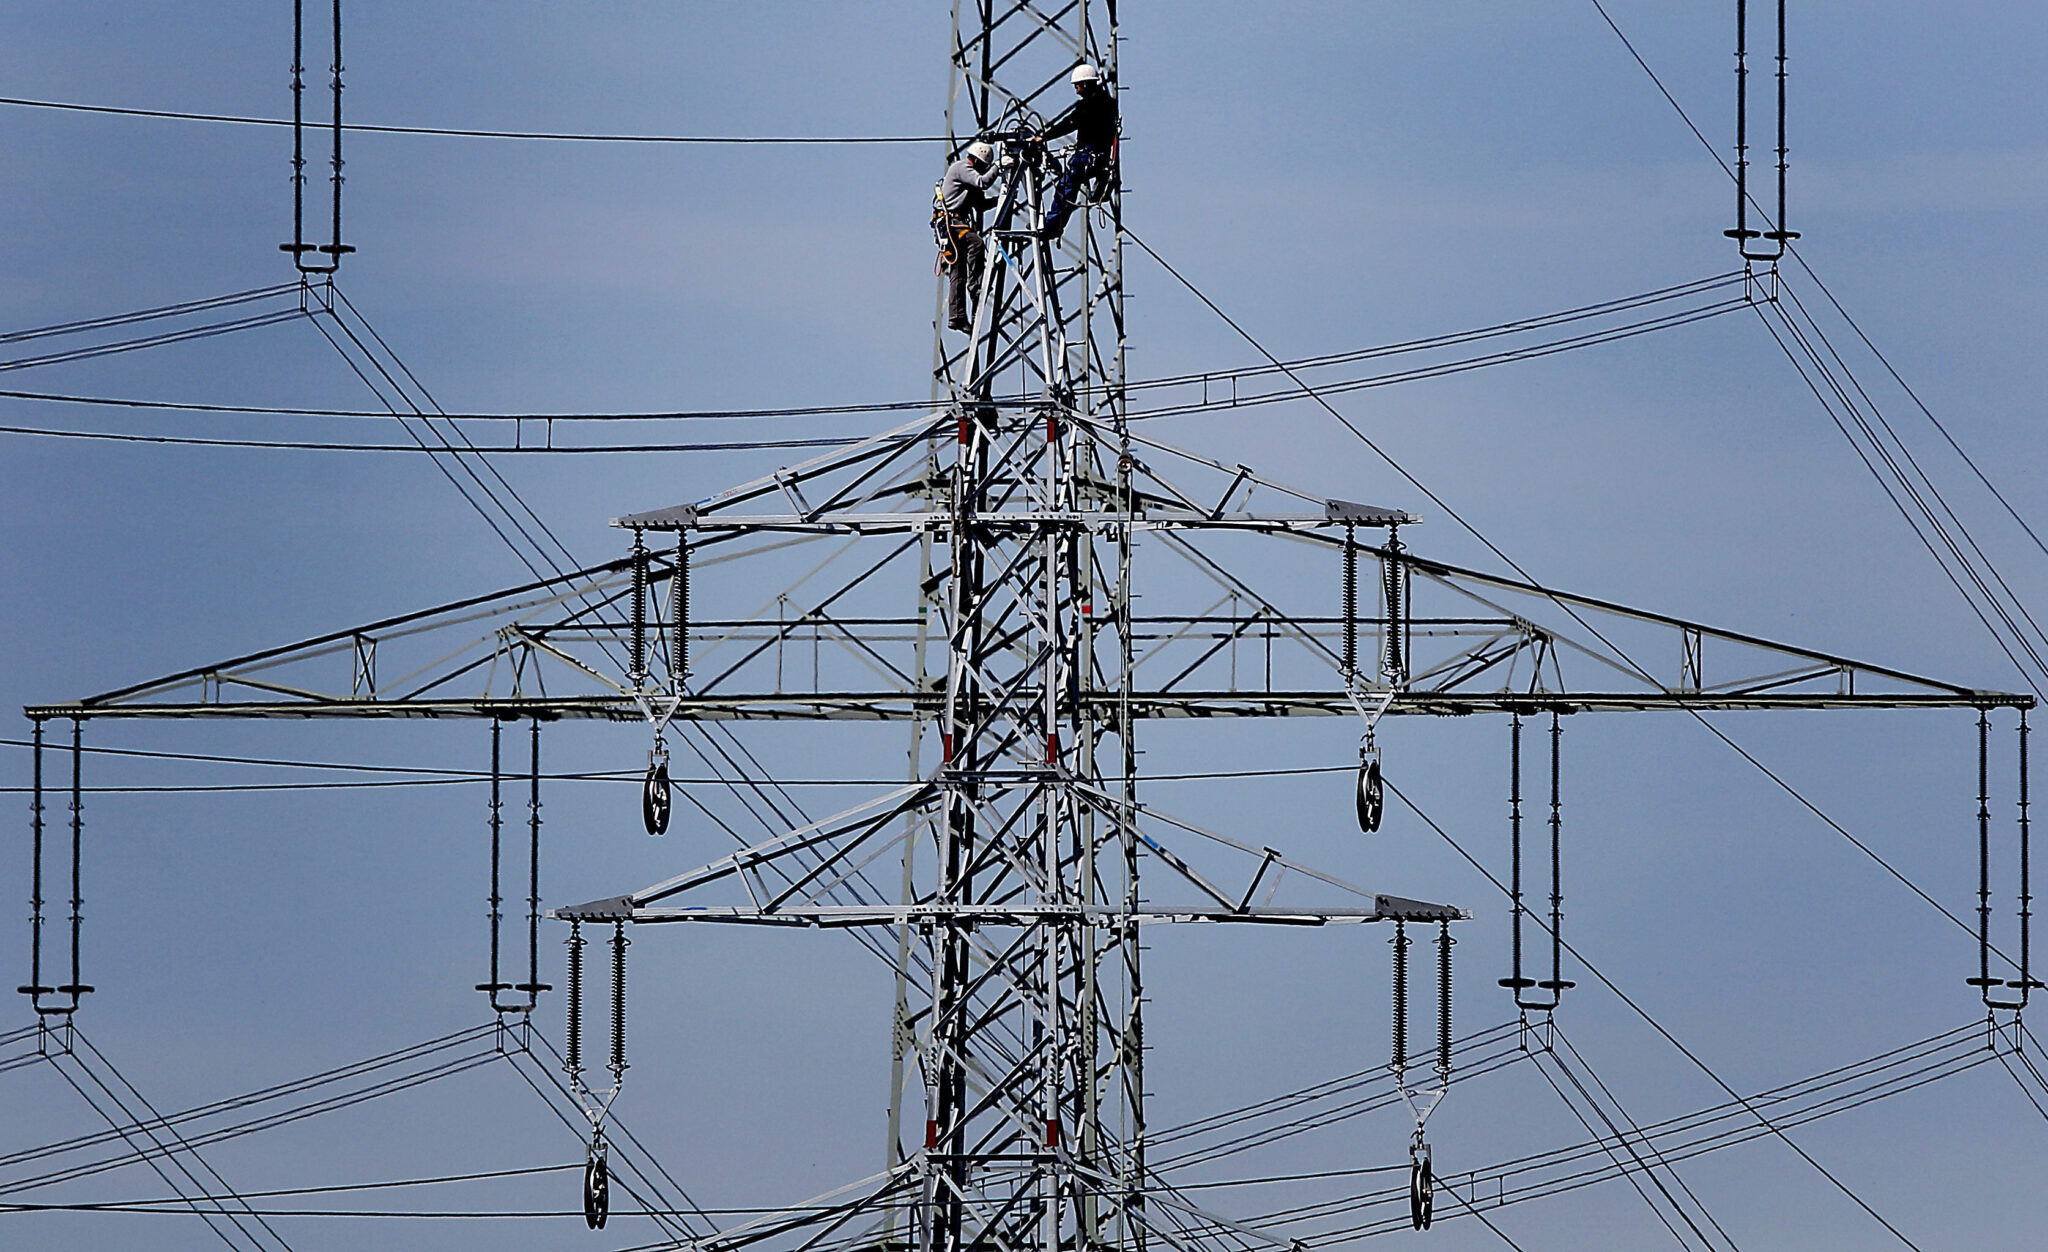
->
<box><xmin>20</xmin><ymin>4</ymin><xmax>2037</xmax><ymax>1252</ymax></box>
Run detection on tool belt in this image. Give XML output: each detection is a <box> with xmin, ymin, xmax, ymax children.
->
<box><xmin>930</xmin><ymin>194</ymin><xmax>979</xmax><ymax>271</ymax></box>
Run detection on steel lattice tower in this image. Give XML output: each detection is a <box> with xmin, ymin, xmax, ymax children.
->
<box><xmin>22</xmin><ymin>5</ymin><xmax>2039</xmax><ymax>1251</ymax></box>
<box><xmin>907</xmin><ymin>9</ymin><xmax>1137</xmax><ymax>1251</ymax></box>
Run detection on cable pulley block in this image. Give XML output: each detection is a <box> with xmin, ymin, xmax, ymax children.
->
<box><xmin>583</xmin><ymin>1138</ymin><xmax>609</xmax><ymax>1230</ymax></box>
<box><xmin>1408</xmin><ymin>1139</ymin><xmax>1433</xmax><ymax>1231</ymax></box>
<box><xmin>642</xmin><ymin>750</ymin><xmax>671</xmax><ymax>836</ymax></box>
<box><xmin>1356</xmin><ymin>741</ymin><xmax>1384</xmax><ymax>834</ymax></box>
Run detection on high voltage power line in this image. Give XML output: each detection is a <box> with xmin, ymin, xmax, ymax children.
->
<box><xmin>7</xmin><ymin>4</ymin><xmax>2045</xmax><ymax>1249</ymax></box>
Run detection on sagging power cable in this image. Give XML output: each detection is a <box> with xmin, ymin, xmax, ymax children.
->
<box><xmin>0</xmin><ymin>271</ymin><xmax>1743</xmax><ymax>431</ymax></box>
<box><xmin>0</xmin><ymin>282</ymin><xmax>302</xmax><ymax>346</ymax></box>
<box><xmin>1127</xmin><ymin>221</ymin><xmax>2025</xmax><ymax>1000</ymax></box>
<box><xmin>1385</xmin><ymin>776</ymin><xmax>1927</xmax><ymax>1250</ymax></box>
<box><xmin>1588</xmin><ymin>0</ymin><xmax>2048</xmax><ymax>699</ymax></box>
<box><xmin>0</xmin><ymin>93</ymin><xmax>947</xmax><ymax>144</ymax></box>
<box><xmin>1751</xmin><ymin>288</ymin><xmax>2048</xmax><ymax>697</ymax></box>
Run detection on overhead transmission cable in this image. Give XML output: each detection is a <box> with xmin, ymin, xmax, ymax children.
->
<box><xmin>1748</xmin><ymin>301</ymin><xmax>2048</xmax><ymax>695</ymax></box>
<box><xmin>1190</xmin><ymin>1020</ymin><xmax>1991</xmax><ymax>1241</ymax></box>
<box><xmin>33</xmin><ymin>1026</ymin><xmax>297</xmax><ymax>1252</ymax></box>
<box><xmin>1785</xmin><ymin>253</ymin><xmax>2048</xmax><ymax>566</ymax></box>
<box><xmin>0</xmin><ymin>93</ymin><xmax>948</xmax><ymax>143</ymax></box>
<box><xmin>1585</xmin><ymin>0</ymin><xmax>2048</xmax><ymax>698</ymax></box>
<box><xmin>0</xmin><ymin>309</ymin><xmax>307</xmax><ymax>374</ymax></box>
<box><xmin>1527</xmin><ymin>1030</ymin><xmax>1728</xmax><ymax>1251</ymax></box>
<box><xmin>1548</xmin><ymin>1022</ymin><xmax>1740</xmax><ymax>1251</ymax></box>
<box><xmin>0</xmin><ymin>273</ymin><xmax>1749</xmax><ymax>453</ymax></box>
<box><xmin>0</xmin><ymin>735</ymin><xmax>1358</xmax><ymax>790</ymax></box>
<box><xmin>306</xmin><ymin>287</ymin><xmax>581</xmax><ymax>594</ymax></box>
<box><xmin>1760</xmin><ymin>284</ymin><xmax>2048</xmax><ymax>693</ymax></box>
<box><xmin>0</xmin><ymin>281</ymin><xmax>301</xmax><ymax>345</ymax></box>
<box><xmin>1383</xmin><ymin>777</ymin><xmax>1926</xmax><ymax>1250</ymax></box>
<box><xmin>1123</xmin><ymin>222</ymin><xmax>2022</xmax><ymax>979</ymax></box>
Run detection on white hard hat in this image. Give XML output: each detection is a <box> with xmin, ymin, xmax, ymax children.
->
<box><xmin>966</xmin><ymin>140</ymin><xmax>993</xmax><ymax>163</ymax></box>
<box><xmin>1070</xmin><ymin>63</ymin><xmax>1101</xmax><ymax>86</ymax></box>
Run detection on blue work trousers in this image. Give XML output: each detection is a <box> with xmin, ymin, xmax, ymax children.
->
<box><xmin>1044</xmin><ymin>144</ymin><xmax>1109</xmax><ymax>241</ymax></box>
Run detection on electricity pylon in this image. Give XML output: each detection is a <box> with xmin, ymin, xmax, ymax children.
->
<box><xmin>22</xmin><ymin>3</ymin><xmax>2035</xmax><ymax>1251</ymax></box>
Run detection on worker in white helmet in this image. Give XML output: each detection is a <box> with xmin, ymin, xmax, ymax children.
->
<box><xmin>1037</xmin><ymin>63</ymin><xmax>1118</xmax><ymax>242</ymax></box>
<box><xmin>938</xmin><ymin>140</ymin><xmax>1003</xmax><ymax>333</ymax></box>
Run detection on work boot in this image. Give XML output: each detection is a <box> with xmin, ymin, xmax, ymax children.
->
<box><xmin>948</xmin><ymin>317</ymin><xmax>971</xmax><ymax>333</ymax></box>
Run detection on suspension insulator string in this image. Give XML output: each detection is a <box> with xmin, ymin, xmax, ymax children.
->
<box><xmin>1381</xmin><ymin>526</ymin><xmax>1406</xmax><ymax>683</ymax></box>
<box><xmin>1500</xmin><ymin>713</ymin><xmax>1532</xmax><ymax>999</ymax></box>
<box><xmin>1971</xmin><ymin>709</ymin><xmax>1998</xmax><ymax>1000</ymax></box>
<box><xmin>514</xmin><ymin>720</ymin><xmax>550</xmax><ymax>1005</ymax></box>
<box><xmin>565</xmin><ymin>921</ymin><xmax>586</xmax><ymax>1084</ymax></box>
<box><xmin>1437</xmin><ymin>920</ymin><xmax>1454</xmax><ymax>1083</ymax></box>
<box><xmin>2019</xmin><ymin>709</ymin><xmax>2039</xmax><ymax>1001</ymax></box>
<box><xmin>673</xmin><ymin>535</ymin><xmax>690</xmax><ymax>686</ymax></box>
<box><xmin>284</xmin><ymin>0</ymin><xmax>306</xmax><ymax>261</ymax></box>
<box><xmin>1390</xmin><ymin>920</ymin><xmax>1409</xmax><ymax>1076</ymax></box>
<box><xmin>1540</xmin><ymin>710</ymin><xmax>1574</xmax><ymax>1000</ymax></box>
<box><xmin>476</xmin><ymin>719</ymin><xmax>511</xmax><ymax>1006</ymax></box>
<box><xmin>609</xmin><ymin>922</ymin><xmax>630</xmax><ymax>1082</ymax></box>
<box><xmin>629</xmin><ymin>529</ymin><xmax>648</xmax><ymax>687</ymax></box>
<box><xmin>1341</xmin><ymin>523</ymin><xmax>1357</xmax><ymax>682</ymax></box>
<box><xmin>58</xmin><ymin>720</ymin><xmax>90</xmax><ymax>1007</ymax></box>
<box><xmin>19</xmin><ymin>720</ymin><xmax>52</xmax><ymax>1004</ymax></box>
<box><xmin>1767</xmin><ymin>0</ymin><xmax>1797</xmax><ymax>249</ymax></box>
<box><xmin>324</xmin><ymin>0</ymin><xmax>348</xmax><ymax>264</ymax></box>
<box><xmin>1976</xmin><ymin>708</ymin><xmax>2041</xmax><ymax>1010</ymax></box>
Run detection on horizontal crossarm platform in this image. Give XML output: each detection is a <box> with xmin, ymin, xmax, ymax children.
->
<box><xmin>29</xmin><ymin>505</ymin><xmax>2029</xmax><ymax>723</ymax></box>
<box><xmin>28</xmin><ymin>687</ymin><xmax>2029</xmax><ymax>722</ymax></box>
<box><xmin>549</xmin><ymin>900</ymin><xmax>1472</xmax><ymax>926</ymax></box>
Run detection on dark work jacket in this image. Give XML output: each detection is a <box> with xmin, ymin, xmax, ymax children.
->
<box><xmin>1043</xmin><ymin>88</ymin><xmax>1118</xmax><ymax>150</ymax></box>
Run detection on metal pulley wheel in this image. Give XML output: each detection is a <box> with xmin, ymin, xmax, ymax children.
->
<box><xmin>642</xmin><ymin>756</ymin><xmax>671</xmax><ymax>836</ymax></box>
<box><xmin>1356</xmin><ymin>751</ymin><xmax>1384</xmax><ymax>833</ymax></box>
<box><xmin>584</xmin><ymin>1141</ymin><xmax>610</xmax><ymax>1230</ymax></box>
<box><xmin>1408</xmin><ymin>1142</ymin><xmax>1433</xmax><ymax>1231</ymax></box>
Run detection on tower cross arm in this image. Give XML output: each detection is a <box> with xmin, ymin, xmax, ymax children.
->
<box><xmin>548</xmin><ymin>901</ymin><xmax>1473</xmax><ymax>927</ymax></box>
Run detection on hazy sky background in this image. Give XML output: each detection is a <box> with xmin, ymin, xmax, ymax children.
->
<box><xmin>4</xmin><ymin>3</ymin><xmax>2048</xmax><ymax>1249</ymax></box>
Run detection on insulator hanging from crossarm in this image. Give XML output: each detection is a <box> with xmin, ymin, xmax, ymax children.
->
<box><xmin>16</xmin><ymin>720</ymin><xmax>51</xmax><ymax>1008</ymax></box>
<box><xmin>1437</xmin><ymin>920</ymin><xmax>1454</xmax><ymax>1082</ymax></box>
<box><xmin>1381</xmin><ymin>907</ymin><xmax>1458</xmax><ymax>1233</ymax></box>
<box><xmin>1499</xmin><ymin>709</ymin><xmax>1574</xmax><ymax>1011</ymax></box>
<box><xmin>564</xmin><ymin>921</ymin><xmax>585</xmax><ymax>1082</ymax></box>
<box><xmin>1341</xmin><ymin>522</ymin><xmax>1358</xmax><ymax>681</ymax></box>
<box><xmin>17</xmin><ymin>717</ymin><xmax>91</xmax><ymax>1016</ymax></box>
<box><xmin>1380</xmin><ymin>527</ymin><xmax>1408</xmax><ymax>685</ymax></box>
<box><xmin>476</xmin><ymin>717</ymin><xmax>518</xmax><ymax>1011</ymax></box>
<box><xmin>609</xmin><ymin>921</ymin><xmax>630</xmax><ymax>1081</ymax></box>
<box><xmin>1969</xmin><ymin>707</ymin><xmax>2039</xmax><ymax>1009</ymax></box>
<box><xmin>629</xmin><ymin>529</ymin><xmax>648</xmax><ymax>687</ymax></box>
<box><xmin>1725</xmin><ymin>0</ymin><xmax>1799</xmax><ymax>263</ymax></box>
<box><xmin>1390</xmin><ymin>920</ymin><xmax>1410</xmax><ymax>1074</ymax></box>
<box><xmin>509</xmin><ymin>720</ymin><xmax>551</xmax><ymax>1008</ymax></box>
<box><xmin>671</xmin><ymin>534</ymin><xmax>690</xmax><ymax>685</ymax></box>
<box><xmin>278</xmin><ymin>0</ymin><xmax>353</xmax><ymax>273</ymax></box>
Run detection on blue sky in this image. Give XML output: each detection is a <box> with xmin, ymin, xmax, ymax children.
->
<box><xmin>4</xmin><ymin>3</ymin><xmax>2048</xmax><ymax>1248</ymax></box>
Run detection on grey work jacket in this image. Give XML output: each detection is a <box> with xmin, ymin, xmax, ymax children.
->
<box><xmin>941</xmin><ymin>158</ymin><xmax>1002</xmax><ymax>222</ymax></box>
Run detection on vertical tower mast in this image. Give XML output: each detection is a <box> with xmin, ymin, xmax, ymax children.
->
<box><xmin>902</xmin><ymin>6</ymin><xmax>1138</xmax><ymax>1252</ymax></box>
